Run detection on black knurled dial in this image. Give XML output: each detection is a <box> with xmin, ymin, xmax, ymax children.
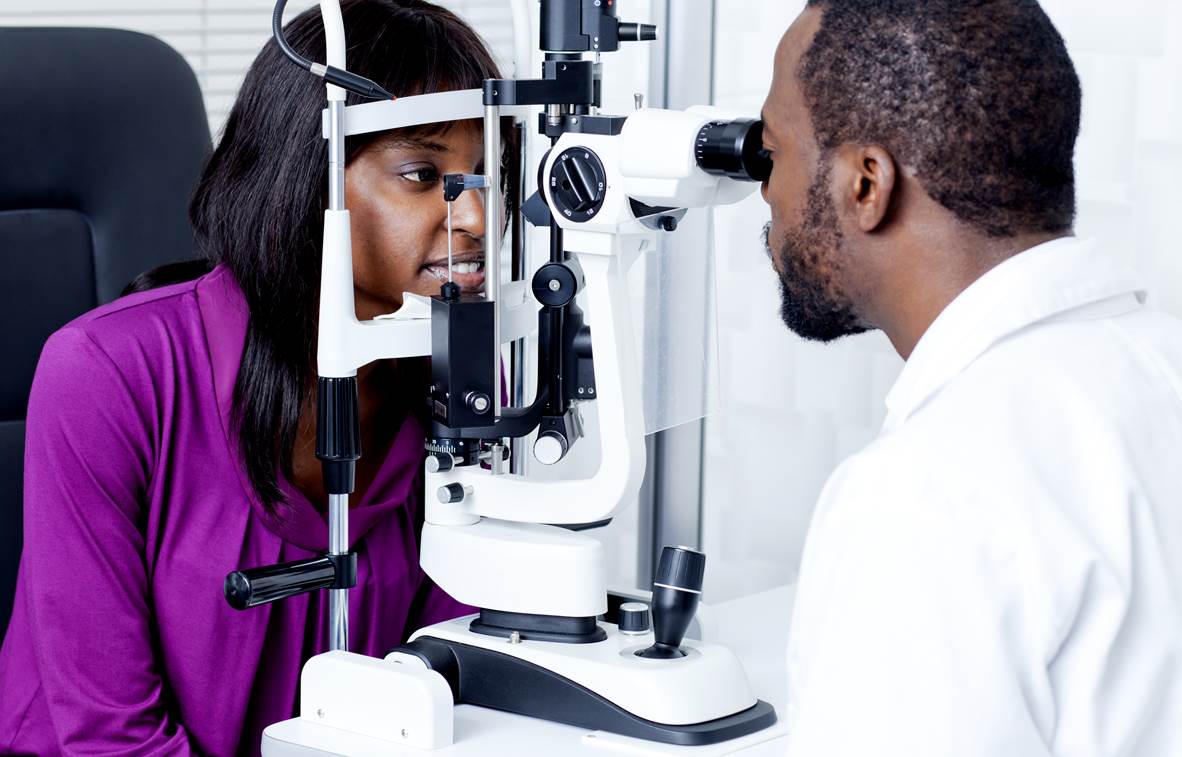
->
<box><xmin>548</xmin><ymin>147</ymin><xmax>607</xmax><ymax>221</ymax></box>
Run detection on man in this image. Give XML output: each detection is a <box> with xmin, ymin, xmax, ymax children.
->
<box><xmin>760</xmin><ymin>1</ymin><xmax>1182</xmax><ymax>755</ymax></box>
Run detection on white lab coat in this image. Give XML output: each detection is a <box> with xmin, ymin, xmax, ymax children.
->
<box><xmin>784</xmin><ymin>237</ymin><xmax>1182</xmax><ymax>756</ymax></box>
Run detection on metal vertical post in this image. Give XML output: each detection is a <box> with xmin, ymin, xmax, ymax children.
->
<box><xmin>328</xmin><ymin>493</ymin><xmax>348</xmax><ymax>651</ymax></box>
<box><xmin>484</xmin><ymin>105</ymin><xmax>503</xmax><ymax>421</ymax></box>
<box><xmin>509</xmin><ymin>119</ymin><xmax>531</xmax><ymax>475</ymax></box>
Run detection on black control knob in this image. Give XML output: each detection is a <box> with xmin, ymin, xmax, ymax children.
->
<box><xmin>533</xmin><ymin>430</ymin><xmax>568</xmax><ymax>466</ymax></box>
<box><xmin>618</xmin><ymin>602</ymin><xmax>651</xmax><ymax>635</ymax></box>
<box><xmin>437</xmin><ymin>483</ymin><xmax>471</xmax><ymax>504</ymax></box>
<box><xmin>425</xmin><ymin>452</ymin><xmax>454</xmax><ymax>474</ymax></box>
<box><xmin>549</xmin><ymin>148</ymin><xmax>607</xmax><ymax>221</ymax></box>
<box><xmin>637</xmin><ymin>546</ymin><xmax>705</xmax><ymax>660</ymax></box>
<box><xmin>465</xmin><ymin>391</ymin><xmax>491</xmax><ymax>415</ymax></box>
<box><xmin>559</xmin><ymin>158</ymin><xmax>598</xmax><ymax>212</ymax></box>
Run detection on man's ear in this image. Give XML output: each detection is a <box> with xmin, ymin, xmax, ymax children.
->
<box><xmin>836</xmin><ymin>144</ymin><xmax>897</xmax><ymax>233</ymax></box>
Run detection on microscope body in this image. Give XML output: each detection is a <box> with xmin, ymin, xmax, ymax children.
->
<box><xmin>400</xmin><ymin>106</ymin><xmax>776</xmax><ymax>746</ymax></box>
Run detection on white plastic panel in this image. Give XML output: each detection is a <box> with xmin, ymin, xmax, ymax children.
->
<box><xmin>629</xmin><ymin>207</ymin><xmax>721</xmax><ymax>436</ymax></box>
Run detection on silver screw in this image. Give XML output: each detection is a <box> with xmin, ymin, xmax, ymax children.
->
<box><xmin>588</xmin><ymin>388</ymin><xmax>595</xmax><ymax>395</ymax></box>
<box><xmin>509</xmin><ymin>631</ymin><xmax>522</xmax><ymax>644</ymax></box>
<box><xmin>578</xmin><ymin>387</ymin><xmax>585</xmax><ymax>395</ymax></box>
<box><xmin>634</xmin><ymin>93</ymin><xmax>644</xmax><ymax>110</ymax></box>
<box><xmin>548</xmin><ymin>279</ymin><xmax>561</xmax><ymax>292</ymax></box>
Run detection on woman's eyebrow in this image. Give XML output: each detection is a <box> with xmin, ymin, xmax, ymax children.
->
<box><xmin>380</xmin><ymin>137</ymin><xmax>449</xmax><ymax>153</ymax></box>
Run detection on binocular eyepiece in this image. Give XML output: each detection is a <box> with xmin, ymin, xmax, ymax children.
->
<box><xmin>695</xmin><ymin>118</ymin><xmax>772</xmax><ymax>184</ymax></box>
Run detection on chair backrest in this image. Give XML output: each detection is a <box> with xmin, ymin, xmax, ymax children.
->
<box><xmin>0</xmin><ymin>27</ymin><xmax>212</xmax><ymax>638</ymax></box>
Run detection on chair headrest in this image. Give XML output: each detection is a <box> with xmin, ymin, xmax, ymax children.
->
<box><xmin>0</xmin><ymin>27</ymin><xmax>212</xmax><ymax>420</ymax></box>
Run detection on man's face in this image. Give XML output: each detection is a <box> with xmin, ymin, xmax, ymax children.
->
<box><xmin>760</xmin><ymin>8</ymin><xmax>867</xmax><ymax>342</ymax></box>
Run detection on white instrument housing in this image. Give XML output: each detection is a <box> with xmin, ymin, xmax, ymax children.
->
<box><xmin>421</xmin><ymin>113</ymin><xmax>759</xmax><ymax>617</ymax></box>
<box><xmin>298</xmin><ymin>651</ymin><xmax>454</xmax><ymax>749</ymax></box>
<box><xmin>409</xmin><ymin>614</ymin><xmax>758</xmax><ymax>726</ymax></box>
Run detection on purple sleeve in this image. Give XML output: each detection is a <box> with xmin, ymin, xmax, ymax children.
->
<box><xmin>22</xmin><ymin>328</ymin><xmax>198</xmax><ymax>755</ymax></box>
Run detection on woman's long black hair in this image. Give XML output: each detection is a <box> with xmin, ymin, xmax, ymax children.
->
<box><xmin>134</xmin><ymin>0</ymin><xmax>505</xmax><ymax>509</ymax></box>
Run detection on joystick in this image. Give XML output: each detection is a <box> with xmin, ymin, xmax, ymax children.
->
<box><xmin>637</xmin><ymin>546</ymin><xmax>705</xmax><ymax>659</ymax></box>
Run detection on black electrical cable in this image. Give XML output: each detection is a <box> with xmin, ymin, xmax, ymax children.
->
<box><xmin>271</xmin><ymin>0</ymin><xmax>395</xmax><ymax>101</ymax></box>
<box><xmin>272</xmin><ymin>0</ymin><xmax>314</xmax><ymax>71</ymax></box>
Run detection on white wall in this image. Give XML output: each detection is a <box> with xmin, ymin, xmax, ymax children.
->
<box><xmin>701</xmin><ymin>0</ymin><xmax>1182</xmax><ymax>602</ymax></box>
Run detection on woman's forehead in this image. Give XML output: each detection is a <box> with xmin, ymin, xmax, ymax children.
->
<box><xmin>369</xmin><ymin>119</ymin><xmax>483</xmax><ymax>153</ymax></box>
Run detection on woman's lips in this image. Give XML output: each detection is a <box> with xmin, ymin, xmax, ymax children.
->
<box><xmin>421</xmin><ymin>260</ymin><xmax>486</xmax><ymax>293</ymax></box>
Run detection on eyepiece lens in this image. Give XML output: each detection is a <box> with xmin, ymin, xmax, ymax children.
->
<box><xmin>694</xmin><ymin>118</ymin><xmax>772</xmax><ymax>183</ymax></box>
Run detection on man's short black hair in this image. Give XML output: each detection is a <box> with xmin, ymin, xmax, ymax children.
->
<box><xmin>801</xmin><ymin>0</ymin><xmax>1081</xmax><ymax>238</ymax></box>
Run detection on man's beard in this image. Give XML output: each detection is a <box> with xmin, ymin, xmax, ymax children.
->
<box><xmin>764</xmin><ymin>163</ymin><xmax>867</xmax><ymax>343</ymax></box>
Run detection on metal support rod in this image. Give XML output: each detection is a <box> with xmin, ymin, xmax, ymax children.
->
<box><xmin>328</xmin><ymin>492</ymin><xmax>349</xmax><ymax>651</ymax></box>
<box><xmin>327</xmin><ymin>100</ymin><xmax>346</xmax><ymax>211</ymax></box>
<box><xmin>326</xmin><ymin>99</ymin><xmax>349</xmax><ymax>650</ymax></box>
<box><xmin>509</xmin><ymin>119</ymin><xmax>529</xmax><ymax>475</ymax></box>
<box><xmin>484</xmin><ymin>105</ymin><xmax>504</xmax><ymax>420</ymax></box>
<box><xmin>547</xmin><ymin>221</ymin><xmax>566</xmax><ymax>415</ymax></box>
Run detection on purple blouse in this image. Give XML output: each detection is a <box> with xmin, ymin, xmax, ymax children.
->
<box><xmin>0</xmin><ymin>265</ymin><xmax>471</xmax><ymax>756</ymax></box>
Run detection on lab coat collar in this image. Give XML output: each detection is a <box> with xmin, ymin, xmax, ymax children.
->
<box><xmin>882</xmin><ymin>236</ymin><xmax>1147</xmax><ymax>432</ymax></box>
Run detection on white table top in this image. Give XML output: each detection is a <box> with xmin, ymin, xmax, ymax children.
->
<box><xmin>263</xmin><ymin>584</ymin><xmax>797</xmax><ymax>757</ymax></box>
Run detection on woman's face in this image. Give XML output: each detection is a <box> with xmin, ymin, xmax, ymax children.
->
<box><xmin>345</xmin><ymin>121</ymin><xmax>488</xmax><ymax>320</ymax></box>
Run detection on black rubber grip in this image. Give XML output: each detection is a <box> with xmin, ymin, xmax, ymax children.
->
<box><xmin>317</xmin><ymin>376</ymin><xmax>361</xmax><ymax>496</ymax></box>
<box><xmin>224</xmin><ymin>556</ymin><xmax>336</xmax><ymax>610</ymax></box>
<box><xmin>316</xmin><ymin>376</ymin><xmax>361</xmax><ymax>462</ymax></box>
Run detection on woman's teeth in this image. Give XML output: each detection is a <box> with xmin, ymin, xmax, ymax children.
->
<box><xmin>424</xmin><ymin>261</ymin><xmax>484</xmax><ymax>282</ymax></box>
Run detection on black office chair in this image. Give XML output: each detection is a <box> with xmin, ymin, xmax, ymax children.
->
<box><xmin>0</xmin><ymin>28</ymin><xmax>212</xmax><ymax>638</ymax></box>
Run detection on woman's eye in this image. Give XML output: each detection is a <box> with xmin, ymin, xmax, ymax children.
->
<box><xmin>401</xmin><ymin>166</ymin><xmax>440</xmax><ymax>184</ymax></box>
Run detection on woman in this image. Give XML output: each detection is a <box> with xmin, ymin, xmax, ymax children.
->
<box><xmin>0</xmin><ymin>2</ymin><xmax>502</xmax><ymax>754</ymax></box>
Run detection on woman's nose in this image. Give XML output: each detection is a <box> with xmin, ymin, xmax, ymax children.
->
<box><xmin>448</xmin><ymin>184</ymin><xmax>487</xmax><ymax>240</ymax></box>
